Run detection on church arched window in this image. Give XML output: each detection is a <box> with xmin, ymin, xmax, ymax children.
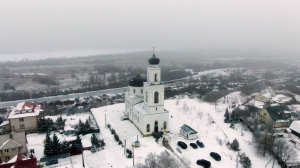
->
<box><xmin>155</xmin><ymin>74</ymin><xmax>158</xmax><ymax>82</ymax></box>
<box><xmin>163</xmin><ymin>121</ymin><xmax>167</xmax><ymax>129</ymax></box>
<box><xmin>146</xmin><ymin>92</ymin><xmax>148</xmax><ymax>102</ymax></box>
<box><xmin>147</xmin><ymin>124</ymin><xmax>150</xmax><ymax>132</ymax></box>
<box><xmin>154</xmin><ymin>91</ymin><xmax>159</xmax><ymax>104</ymax></box>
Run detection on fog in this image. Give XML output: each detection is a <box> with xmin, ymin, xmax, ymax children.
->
<box><xmin>0</xmin><ymin>0</ymin><xmax>299</xmax><ymax>61</ymax></box>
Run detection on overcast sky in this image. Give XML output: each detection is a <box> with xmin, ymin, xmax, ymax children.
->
<box><xmin>0</xmin><ymin>0</ymin><xmax>299</xmax><ymax>60</ymax></box>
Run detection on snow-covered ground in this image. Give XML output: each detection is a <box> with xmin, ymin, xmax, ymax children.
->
<box><xmin>88</xmin><ymin>93</ymin><xmax>279</xmax><ymax>168</ymax></box>
<box><xmin>27</xmin><ymin>92</ymin><xmax>280</xmax><ymax>167</ymax></box>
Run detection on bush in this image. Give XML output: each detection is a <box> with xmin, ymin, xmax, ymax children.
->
<box><xmin>126</xmin><ymin>149</ymin><xmax>132</xmax><ymax>158</ymax></box>
<box><xmin>114</xmin><ymin>134</ymin><xmax>119</xmax><ymax>142</ymax></box>
<box><xmin>230</xmin><ymin>139</ymin><xmax>240</xmax><ymax>151</ymax></box>
<box><xmin>239</xmin><ymin>152</ymin><xmax>252</xmax><ymax>168</ymax></box>
<box><xmin>111</xmin><ymin>129</ymin><xmax>115</xmax><ymax>135</ymax></box>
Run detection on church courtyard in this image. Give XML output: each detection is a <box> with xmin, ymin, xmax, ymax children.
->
<box><xmin>90</xmin><ymin>94</ymin><xmax>279</xmax><ymax>168</ymax></box>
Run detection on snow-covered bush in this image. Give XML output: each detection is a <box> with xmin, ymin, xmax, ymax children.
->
<box><xmin>239</xmin><ymin>152</ymin><xmax>252</xmax><ymax>168</ymax></box>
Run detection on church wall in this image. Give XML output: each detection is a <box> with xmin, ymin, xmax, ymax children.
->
<box><xmin>129</xmin><ymin>87</ymin><xmax>144</xmax><ymax>97</ymax></box>
<box><xmin>141</xmin><ymin>113</ymin><xmax>169</xmax><ymax>135</ymax></box>
<box><xmin>144</xmin><ymin>85</ymin><xmax>164</xmax><ymax>108</ymax></box>
<box><xmin>147</xmin><ymin>66</ymin><xmax>161</xmax><ymax>84</ymax></box>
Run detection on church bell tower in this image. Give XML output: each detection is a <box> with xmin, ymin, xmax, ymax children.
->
<box><xmin>144</xmin><ymin>49</ymin><xmax>165</xmax><ymax>113</ymax></box>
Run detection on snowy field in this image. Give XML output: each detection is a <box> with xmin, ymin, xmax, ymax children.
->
<box><xmin>89</xmin><ymin>93</ymin><xmax>279</xmax><ymax>168</ymax></box>
<box><xmin>27</xmin><ymin>92</ymin><xmax>280</xmax><ymax>167</ymax></box>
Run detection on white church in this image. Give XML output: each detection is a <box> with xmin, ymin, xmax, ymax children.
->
<box><xmin>125</xmin><ymin>53</ymin><xmax>169</xmax><ymax>136</ymax></box>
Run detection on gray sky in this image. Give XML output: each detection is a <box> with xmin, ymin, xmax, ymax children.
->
<box><xmin>0</xmin><ymin>0</ymin><xmax>299</xmax><ymax>59</ymax></box>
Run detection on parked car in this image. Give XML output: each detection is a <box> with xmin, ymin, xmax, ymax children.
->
<box><xmin>210</xmin><ymin>152</ymin><xmax>221</xmax><ymax>161</ymax></box>
<box><xmin>196</xmin><ymin>140</ymin><xmax>204</xmax><ymax>148</ymax></box>
<box><xmin>46</xmin><ymin>159</ymin><xmax>58</xmax><ymax>165</ymax></box>
<box><xmin>190</xmin><ymin>143</ymin><xmax>198</xmax><ymax>149</ymax></box>
<box><xmin>177</xmin><ymin>141</ymin><xmax>187</xmax><ymax>149</ymax></box>
<box><xmin>196</xmin><ymin>159</ymin><xmax>211</xmax><ymax>168</ymax></box>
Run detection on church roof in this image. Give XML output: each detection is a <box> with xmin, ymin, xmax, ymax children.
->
<box><xmin>148</xmin><ymin>54</ymin><xmax>160</xmax><ymax>65</ymax></box>
<box><xmin>129</xmin><ymin>75</ymin><xmax>146</xmax><ymax>87</ymax></box>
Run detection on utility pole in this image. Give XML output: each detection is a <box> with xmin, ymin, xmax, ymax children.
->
<box><xmin>132</xmin><ymin>145</ymin><xmax>135</xmax><ymax>167</ymax></box>
<box><xmin>82</xmin><ymin>151</ymin><xmax>85</xmax><ymax>168</ymax></box>
<box><xmin>236</xmin><ymin>151</ymin><xmax>239</xmax><ymax>168</ymax></box>
<box><xmin>124</xmin><ymin>139</ymin><xmax>126</xmax><ymax>154</ymax></box>
<box><xmin>105</xmin><ymin>113</ymin><xmax>107</xmax><ymax>128</ymax></box>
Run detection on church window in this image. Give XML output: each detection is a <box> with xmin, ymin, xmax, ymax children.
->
<box><xmin>141</xmin><ymin>89</ymin><xmax>143</xmax><ymax>94</ymax></box>
<box><xmin>133</xmin><ymin>89</ymin><xmax>135</xmax><ymax>94</ymax></box>
<box><xmin>147</xmin><ymin>124</ymin><xmax>150</xmax><ymax>132</ymax></box>
<box><xmin>146</xmin><ymin>92</ymin><xmax>148</xmax><ymax>102</ymax></box>
<box><xmin>154</xmin><ymin>92</ymin><xmax>159</xmax><ymax>104</ymax></box>
<box><xmin>155</xmin><ymin>74</ymin><xmax>158</xmax><ymax>82</ymax></box>
<box><xmin>164</xmin><ymin>121</ymin><xmax>167</xmax><ymax>129</ymax></box>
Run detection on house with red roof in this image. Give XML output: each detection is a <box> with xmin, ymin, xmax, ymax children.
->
<box><xmin>8</xmin><ymin>102</ymin><xmax>43</xmax><ymax>133</ymax></box>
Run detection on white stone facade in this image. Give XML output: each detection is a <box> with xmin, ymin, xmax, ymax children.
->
<box><xmin>125</xmin><ymin>55</ymin><xmax>169</xmax><ymax>136</ymax></box>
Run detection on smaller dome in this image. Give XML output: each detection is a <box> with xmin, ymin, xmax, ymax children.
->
<box><xmin>148</xmin><ymin>54</ymin><xmax>160</xmax><ymax>65</ymax></box>
<box><xmin>129</xmin><ymin>75</ymin><xmax>146</xmax><ymax>87</ymax></box>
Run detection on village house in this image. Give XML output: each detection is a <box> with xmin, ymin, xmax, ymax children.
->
<box><xmin>0</xmin><ymin>121</ymin><xmax>10</xmax><ymax>134</ymax></box>
<box><xmin>0</xmin><ymin>132</ymin><xmax>27</xmax><ymax>163</ymax></box>
<box><xmin>259</xmin><ymin>106</ymin><xmax>290</xmax><ymax>128</ymax></box>
<box><xmin>8</xmin><ymin>102</ymin><xmax>43</xmax><ymax>133</ymax></box>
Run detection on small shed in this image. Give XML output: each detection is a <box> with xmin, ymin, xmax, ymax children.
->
<box><xmin>180</xmin><ymin>124</ymin><xmax>198</xmax><ymax>140</ymax></box>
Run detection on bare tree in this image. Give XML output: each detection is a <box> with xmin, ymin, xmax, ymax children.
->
<box><xmin>273</xmin><ymin>139</ymin><xmax>298</xmax><ymax>165</ymax></box>
<box><xmin>135</xmin><ymin>151</ymin><xmax>181</xmax><ymax>168</ymax></box>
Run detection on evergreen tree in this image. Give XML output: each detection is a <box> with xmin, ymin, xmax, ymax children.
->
<box><xmin>224</xmin><ymin>108</ymin><xmax>230</xmax><ymax>123</ymax></box>
<box><xmin>230</xmin><ymin>138</ymin><xmax>240</xmax><ymax>151</ymax></box>
<box><xmin>239</xmin><ymin>152</ymin><xmax>252</xmax><ymax>168</ymax></box>
<box><xmin>44</xmin><ymin>132</ymin><xmax>53</xmax><ymax>156</ymax></box>
<box><xmin>52</xmin><ymin>133</ymin><xmax>61</xmax><ymax>155</ymax></box>
<box><xmin>85</xmin><ymin>119</ymin><xmax>91</xmax><ymax>130</ymax></box>
<box><xmin>73</xmin><ymin>135</ymin><xmax>83</xmax><ymax>150</ymax></box>
<box><xmin>60</xmin><ymin>141</ymin><xmax>70</xmax><ymax>154</ymax></box>
<box><xmin>231</xmin><ymin>110</ymin><xmax>239</xmax><ymax>123</ymax></box>
<box><xmin>91</xmin><ymin>133</ymin><xmax>100</xmax><ymax>148</ymax></box>
<box><xmin>56</xmin><ymin>116</ymin><xmax>65</xmax><ymax>129</ymax></box>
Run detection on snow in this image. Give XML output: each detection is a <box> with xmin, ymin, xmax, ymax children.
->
<box><xmin>290</xmin><ymin>121</ymin><xmax>300</xmax><ymax>134</ymax></box>
<box><xmin>27</xmin><ymin>92</ymin><xmax>280</xmax><ymax>167</ymax></box>
<box><xmin>272</xmin><ymin>94</ymin><xmax>292</xmax><ymax>104</ymax></box>
<box><xmin>0</xmin><ymin>121</ymin><xmax>9</xmax><ymax>127</ymax></box>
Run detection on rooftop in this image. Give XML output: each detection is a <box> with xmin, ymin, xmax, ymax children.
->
<box><xmin>290</xmin><ymin>120</ymin><xmax>300</xmax><ymax>133</ymax></box>
<box><xmin>265</xmin><ymin>106</ymin><xmax>289</xmax><ymax>122</ymax></box>
<box><xmin>8</xmin><ymin>102</ymin><xmax>43</xmax><ymax>119</ymax></box>
<box><xmin>180</xmin><ymin>124</ymin><xmax>198</xmax><ymax>134</ymax></box>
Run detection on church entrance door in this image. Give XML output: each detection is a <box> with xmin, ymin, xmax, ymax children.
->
<box><xmin>154</xmin><ymin>121</ymin><xmax>158</xmax><ymax>132</ymax></box>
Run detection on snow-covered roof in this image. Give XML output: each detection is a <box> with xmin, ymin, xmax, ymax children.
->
<box><xmin>125</xmin><ymin>92</ymin><xmax>143</xmax><ymax>105</ymax></box>
<box><xmin>272</xmin><ymin>94</ymin><xmax>292</xmax><ymax>104</ymax></box>
<box><xmin>0</xmin><ymin>139</ymin><xmax>22</xmax><ymax>150</ymax></box>
<box><xmin>290</xmin><ymin>121</ymin><xmax>300</xmax><ymax>133</ymax></box>
<box><xmin>8</xmin><ymin>102</ymin><xmax>43</xmax><ymax>119</ymax></box>
<box><xmin>180</xmin><ymin>124</ymin><xmax>198</xmax><ymax>134</ymax></box>
<box><xmin>0</xmin><ymin>121</ymin><xmax>9</xmax><ymax>127</ymax></box>
<box><xmin>133</xmin><ymin>102</ymin><xmax>168</xmax><ymax>116</ymax></box>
